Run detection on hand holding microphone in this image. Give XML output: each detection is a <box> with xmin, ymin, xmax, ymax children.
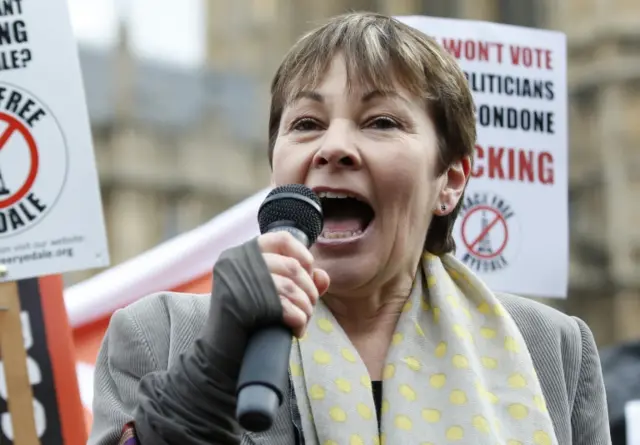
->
<box><xmin>258</xmin><ymin>231</ymin><xmax>329</xmax><ymax>338</ymax></box>
<box><xmin>236</xmin><ymin>185</ymin><xmax>328</xmax><ymax>432</ymax></box>
<box><xmin>134</xmin><ymin>185</ymin><xmax>326</xmax><ymax>443</ymax></box>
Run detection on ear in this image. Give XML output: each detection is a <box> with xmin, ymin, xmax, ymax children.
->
<box><xmin>435</xmin><ymin>156</ymin><xmax>471</xmax><ymax>216</ymax></box>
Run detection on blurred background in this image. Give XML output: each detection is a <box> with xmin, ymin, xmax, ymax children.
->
<box><xmin>63</xmin><ymin>0</ymin><xmax>639</xmax><ymax>440</ymax></box>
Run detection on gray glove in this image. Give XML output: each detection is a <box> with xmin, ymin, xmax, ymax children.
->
<box><xmin>134</xmin><ymin>238</ymin><xmax>283</xmax><ymax>445</ymax></box>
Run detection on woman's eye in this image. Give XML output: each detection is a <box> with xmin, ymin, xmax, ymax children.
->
<box><xmin>365</xmin><ymin>116</ymin><xmax>400</xmax><ymax>130</ymax></box>
<box><xmin>292</xmin><ymin>118</ymin><xmax>322</xmax><ymax>132</ymax></box>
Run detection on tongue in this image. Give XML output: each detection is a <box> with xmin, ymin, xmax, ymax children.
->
<box><xmin>323</xmin><ymin>217</ymin><xmax>364</xmax><ymax>233</ymax></box>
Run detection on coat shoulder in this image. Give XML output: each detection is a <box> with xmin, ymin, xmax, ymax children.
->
<box><xmin>122</xmin><ymin>291</ymin><xmax>210</xmax><ymax>327</ymax></box>
<box><xmin>496</xmin><ymin>292</ymin><xmax>581</xmax><ymax>342</ymax></box>
<box><xmin>115</xmin><ymin>291</ymin><xmax>211</xmax><ymax>366</ymax></box>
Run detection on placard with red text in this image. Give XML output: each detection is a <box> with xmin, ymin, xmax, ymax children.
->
<box><xmin>398</xmin><ymin>16</ymin><xmax>568</xmax><ymax>298</ymax></box>
<box><xmin>0</xmin><ymin>0</ymin><xmax>109</xmax><ymax>282</ymax></box>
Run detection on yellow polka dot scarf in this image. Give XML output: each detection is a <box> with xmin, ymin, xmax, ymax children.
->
<box><xmin>289</xmin><ymin>252</ymin><xmax>558</xmax><ymax>445</ymax></box>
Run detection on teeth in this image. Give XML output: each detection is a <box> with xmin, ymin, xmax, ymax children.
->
<box><xmin>320</xmin><ymin>230</ymin><xmax>363</xmax><ymax>239</ymax></box>
<box><xmin>317</xmin><ymin>191</ymin><xmax>354</xmax><ymax>199</ymax></box>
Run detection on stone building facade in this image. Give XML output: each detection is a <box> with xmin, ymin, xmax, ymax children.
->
<box><xmin>73</xmin><ymin>0</ymin><xmax>639</xmax><ymax>346</ymax></box>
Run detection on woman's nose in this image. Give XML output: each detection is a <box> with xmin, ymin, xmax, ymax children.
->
<box><xmin>311</xmin><ymin>125</ymin><xmax>362</xmax><ymax>170</ymax></box>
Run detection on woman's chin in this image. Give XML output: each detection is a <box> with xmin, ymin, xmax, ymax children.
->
<box><xmin>318</xmin><ymin>258</ymin><xmax>379</xmax><ymax>294</ymax></box>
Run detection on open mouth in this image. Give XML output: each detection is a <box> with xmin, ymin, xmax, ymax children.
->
<box><xmin>317</xmin><ymin>191</ymin><xmax>375</xmax><ymax>240</ymax></box>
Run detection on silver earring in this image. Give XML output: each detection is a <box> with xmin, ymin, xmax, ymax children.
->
<box><xmin>440</xmin><ymin>204</ymin><xmax>447</xmax><ymax>212</ymax></box>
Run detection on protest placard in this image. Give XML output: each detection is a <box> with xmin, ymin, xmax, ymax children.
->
<box><xmin>399</xmin><ymin>16</ymin><xmax>568</xmax><ymax>298</ymax></box>
<box><xmin>0</xmin><ymin>0</ymin><xmax>109</xmax><ymax>283</ymax></box>
<box><xmin>1</xmin><ymin>1</ymin><xmax>107</xmax><ymax>443</ymax></box>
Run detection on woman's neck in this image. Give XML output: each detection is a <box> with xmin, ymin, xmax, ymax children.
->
<box><xmin>322</xmin><ymin>276</ymin><xmax>414</xmax><ymax>380</ymax></box>
<box><xmin>323</xmin><ymin>292</ymin><xmax>406</xmax><ymax>337</ymax></box>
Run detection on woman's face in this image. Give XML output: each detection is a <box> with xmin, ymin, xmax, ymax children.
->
<box><xmin>271</xmin><ymin>56</ymin><xmax>464</xmax><ymax>297</ymax></box>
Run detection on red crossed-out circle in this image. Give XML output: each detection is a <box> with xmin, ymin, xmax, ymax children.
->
<box><xmin>0</xmin><ymin>111</ymin><xmax>39</xmax><ymax>209</ymax></box>
<box><xmin>460</xmin><ymin>205</ymin><xmax>509</xmax><ymax>259</ymax></box>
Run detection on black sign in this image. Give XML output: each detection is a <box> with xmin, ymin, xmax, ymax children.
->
<box><xmin>0</xmin><ymin>278</ymin><xmax>63</xmax><ymax>444</ymax></box>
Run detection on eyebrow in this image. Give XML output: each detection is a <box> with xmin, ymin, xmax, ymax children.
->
<box><xmin>292</xmin><ymin>89</ymin><xmax>407</xmax><ymax>104</ymax></box>
<box><xmin>362</xmin><ymin>90</ymin><xmax>405</xmax><ymax>103</ymax></box>
<box><xmin>292</xmin><ymin>91</ymin><xmax>324</xmax><ymax>103</ymax></box>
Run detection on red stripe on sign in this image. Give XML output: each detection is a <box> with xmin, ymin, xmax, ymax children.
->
<box><xmin>40</xmin><ymin>275</ymin><xmax>88</xmax><ymax>445</ymax></box>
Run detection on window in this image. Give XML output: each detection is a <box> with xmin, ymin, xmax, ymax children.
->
<box><xmin>420</xmin><ymin>0</ymin><xmax>458</xmax><ymax>17</ymax></box>
<box><xmin>498</xmin><ymin>0</ymin><xmax>541</xmax><ymax>27</ymax></box>
<box><xmin>348</xmin><ymin>0</ymin><xmax>378</xmax><ymax>11</ymax></box>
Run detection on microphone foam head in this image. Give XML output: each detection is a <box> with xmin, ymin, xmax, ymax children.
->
<box><xmin>258</xmin><ymin>184</ymin><xmax>323</xmax><ymax>244</ymax></box>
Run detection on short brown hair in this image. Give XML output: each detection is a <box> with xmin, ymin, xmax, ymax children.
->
<box><xmin>267</xmin><ymin>12</ymin><xmax>476</xmax><ymax>255</ymax></box>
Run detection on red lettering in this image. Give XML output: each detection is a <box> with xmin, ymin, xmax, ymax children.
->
<box><xmin>517</xmin><ymin>151</ymin><xmax>535</xmax><ymax>183</ymax></box>
<box><xmin>464</xmin><ymin>40</ymin><xmax>477</xmax><ymax>60</ymax></box>
<box><xmin>509</xmin><ymin>45</ymin><xmax>553</xmax><ymax>69</ymax></box>
<box><xmin>442</xmin><ymin>38</ymin><xmax>463</xmax><ymax>58</ymax></box>
<box><xmin>487</xmin><ymin>147</ymin><xmax>505</xmax><ymax>179</ymax></box>
<box><xmin>523</xmin><ymin>47</ymin><xmax>532</xmax><ymax>66</ymax></box>
<box><xmin>510</xmin><ymin>46</ymin><xmax>524</xmax><ymax>66</ymax></box>
<box><xmin>505</xmin><ymin>149</ymin><xmax>533</xmax><ymax>181</ymax></box>
<box><xmin>539</xmin><ymin>152</ymin><xmax>554</xmax><ymax>184</ymax></box>
<box><xmin>473</xmin><ymin>145</ymin><xmax>555</xmax><ymax>184</ymax></box>
<box><xmin>472</xmin><ymin>144</ymin><xmax>484</xmax><ymax>177</ymax></box>
<box><xmin>495</xmin><ymin>43</ymin><xmax>504</xmax><ymax>63</ymax></box>
<box><xmin>544</xmin><ymin>49</ymin><xmax>552</xmax><ymax>70</ymax></box>
<box><xmin>440</xmin><ymin>39</ymin><xmax>504</xmax><ymax>63</ymax></box>
<box><xmin>477</xmin><ymin>41</ymin><xmax>489</xmax><ymax>61</ymax></box>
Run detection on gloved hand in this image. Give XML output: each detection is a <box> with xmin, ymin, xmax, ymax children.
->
<box><xmin>134</xmin><ymin>235</ymin><xmax>329</xmax><ymax>445</ymax></box>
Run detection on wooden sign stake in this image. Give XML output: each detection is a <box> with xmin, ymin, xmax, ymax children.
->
<box><xmin>0</xmin><ymin>272</ymin><xmax>41</xmax><ymax>445</ymax></box>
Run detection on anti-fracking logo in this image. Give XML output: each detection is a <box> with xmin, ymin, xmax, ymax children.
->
<box><xmin>456</xmin><ymin>191</ymin><xmax>522</xmax><ymax>273</ymax></box>
<box><xmin>0</xmin><ymin>82</ymin><xmax>68</xmax><ymax>238</ymax></box>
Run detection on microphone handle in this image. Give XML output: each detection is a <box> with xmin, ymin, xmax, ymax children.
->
<box><xmin>236</xmin><ymin>226</ymin><xmax>310</xmax><ymax>432</ymax></box>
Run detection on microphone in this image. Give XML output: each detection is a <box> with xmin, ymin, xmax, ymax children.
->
<box><xmin>236</xmin><ymin>184</ymin><xmax>323</xmax><ymax>432</ymax></box>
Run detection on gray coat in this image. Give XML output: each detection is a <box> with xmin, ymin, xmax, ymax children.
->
<box><xmin>88</xmin><ymin>291</ymin><xmax>611</xmax><ymax>445</ymax></box>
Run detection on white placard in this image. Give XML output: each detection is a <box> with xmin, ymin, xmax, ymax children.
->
<box><xmin>0</xmin><ymin>0</ymin><xmax>109</xmax><ymax>282</ymax></box>
<box><xmin>398</xmin><ymin>16</ymin><xmax>568</xmax><ymax>298</ymax></box>
<box><xmin>627</xmin><ymin>400</ymin><xmax>640</xmax><ymax>445</ymax></box>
